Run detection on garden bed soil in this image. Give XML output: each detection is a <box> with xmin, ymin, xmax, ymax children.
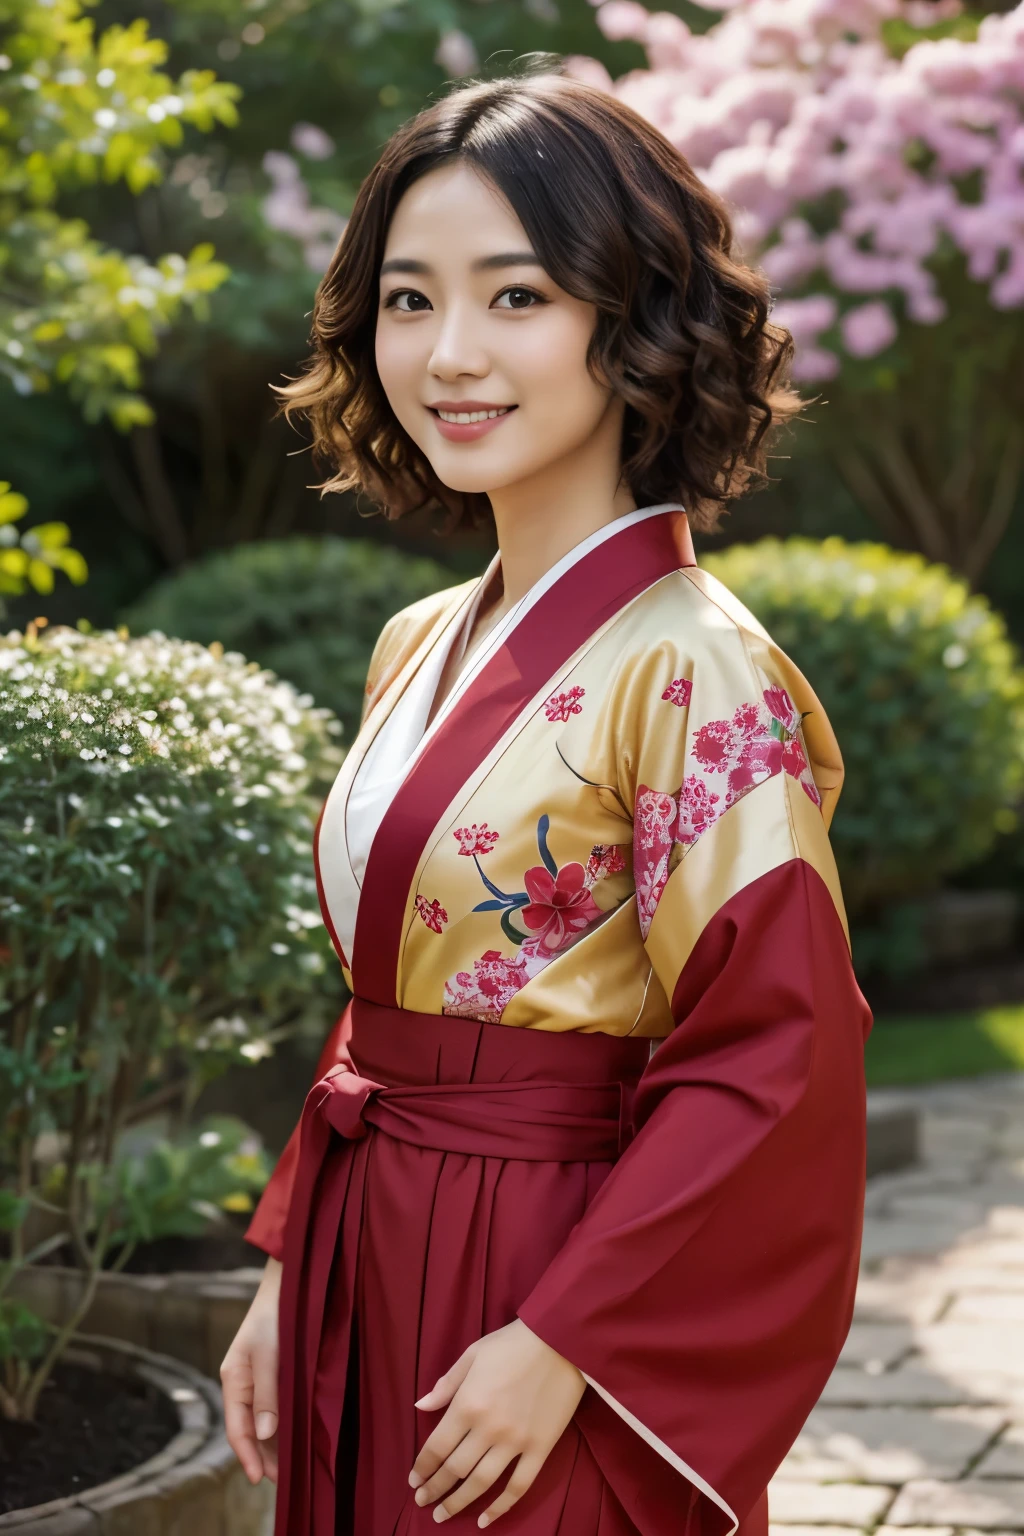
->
<box><xmin>0</xmin><ymin>1359</ymin><xmax>179</xmax><ymax>1514</ymax></box>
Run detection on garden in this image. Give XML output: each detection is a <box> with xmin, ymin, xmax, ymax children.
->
<box><xmin>2</xmin><ymin>0</ymin><xmax>1024</xmax><ymax>1526</ymax></box>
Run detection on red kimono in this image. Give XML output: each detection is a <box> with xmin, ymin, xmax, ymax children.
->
<box><xmin>245</xmin><ymin>505</ymin><xmax>871</xmax><ymax>1536</ymax></box>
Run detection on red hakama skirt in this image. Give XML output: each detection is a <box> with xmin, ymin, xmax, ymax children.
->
<box><xmin>274</xmin><ymin>998</ymin><xmax>770</xmax><ymax>1536</ymax></box>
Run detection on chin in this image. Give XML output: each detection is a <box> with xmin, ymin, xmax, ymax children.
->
<box><xmin>428</xmin><ymin>457</ymin><xmax>522</xmax><ymax>496</ymax></box>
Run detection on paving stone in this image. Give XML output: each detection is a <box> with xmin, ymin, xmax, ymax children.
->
<box><xmin>819</xmin><ymin>1366</ymin><xmax>975</xmax><ymax>1408</ymax></box>
<box><xmin>976</xmin><ymin>1423</ymin><xmax>1024</xmax><ymax>1477</ymax></box>
<box><xmin>768</xmin><ymin>1528</ymin><xmax>869</xmax><ymax>1536</ymax></box>
<box><xmin>839</xmin><ymin>1324</ymin><xmax>915</xmax><ymax>1370</ymax></box>
<box><xmin>769</xmin><ymin>1528</ymin><xmax>875</xmax><ymax>1536</ymax></box>
<box><xmin>947</xmin><ymin>1294</ymin><xmax>1024</xmax><ymax>1323</ymax></box>
<box><xmin>765</xmin><ymin>1481</ymin><xmax>894</xmax><ymax>1524</ymax></box>
<box><xmin>862</xmin><ymin>1221</ymin><xmax>969</xmax><ymax>1264</ymax></box>
<box><xmin>780</xmin><ymin>1406</ymin><xmax>1005</xmax><ymax>1484</ymax></box>
<box><xmin>916</xmin><ymin>1323</ymin><xmax>1024</xmax><ymax>1381</ymax></box>
<box><xmin>926</xmin><ymin>1266</ymin><xmax>1024</xmax><ymax>1294</ymax></box>
<box><xmin>853</xmin><ymin>1279</ymin><xmax>949</xmax><ymax>1327</ymax></box>
<box><xmin>886</xmin><ymin>1195</ymin><xmax>991</xmax><ymax>1225</ymax></box>
<box><xmin>873</xmin><ymin>1529</ymin><xmax>954</xmax><ymax>1536</ymax></box>
<box><xmin>886</xmin><ymin>1479</ymin><xmax>1024</xmax><ymax>1527</ymax></box>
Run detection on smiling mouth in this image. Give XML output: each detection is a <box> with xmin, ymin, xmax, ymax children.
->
<box><xmin>429</xmin><ymin>406</ymin><xmax>518</xmax><ymax>424</ymax></box>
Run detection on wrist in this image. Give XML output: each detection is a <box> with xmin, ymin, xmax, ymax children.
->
<box><xmin>260</xmin><ymin>1256</ymin><xmax>283</xmax><ymax>1295</ymax></box>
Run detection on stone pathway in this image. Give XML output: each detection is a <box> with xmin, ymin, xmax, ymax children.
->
<box><xmin>770</xmin><ymin>1072</ymin><xmax>1024</xmax><ymax>1534</ymax></box>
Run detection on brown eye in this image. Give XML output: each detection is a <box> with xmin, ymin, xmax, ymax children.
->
<box><xmin>493</xmin><ymin>286</ymin><xmax>545</xmax><ymax>310</ymax></box>
<box><xmin>384</xmin><ymin>290</ymin><xmax>431</xmax><ymax>312</ymax></box>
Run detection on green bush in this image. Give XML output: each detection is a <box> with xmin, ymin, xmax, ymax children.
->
<box><xmin>702</xmin><ymin>537</ymin><xmax>1024</xmax><ymax>918</ymax></box>
<box><xmin>0</xmin><ymin>622</ymin><xmax>342</xmax><ymax>1419</ymax></box>
<box><xmin>122</xmin><ymin>537</ymin><xmax>458</xmax><ymax>742</ymax></box>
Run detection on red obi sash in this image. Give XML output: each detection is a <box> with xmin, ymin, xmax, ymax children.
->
<box><xmin>274</xmin><ymin>999</ymin><xmax>652</xmax><ymax>1536</ymax></box>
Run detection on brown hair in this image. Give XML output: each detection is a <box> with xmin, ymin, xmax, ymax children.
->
<box><xmin>274</xmin><ymin>65</ymin><xmax>807</xmax><ymax>534</ymax></box>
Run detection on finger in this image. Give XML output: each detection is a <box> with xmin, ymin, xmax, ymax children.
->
<box><xmin>433</xmin><ymin>1445</ymin><xmax>516</xmax><ymax>1520</ymax></box>
<box><xmin>257</xmin><ymin>1429</ymin><xmax>279</xmax><ymax>1486</ymax></box>
<box><xmin>252</xmin><ymin>1347</ymin><xmax>279</xmax><ymax>1448</ymax></box>
<box><xmin>414</xmin><ymin>1347</ymin><xmax>474</xmax><ymax>1411</ymax></box>
<box><xmin>413</xmin><ymin>1430</ymin><xmax>489</xmax><ymax>1505</ymax></box>
<box><xmin>410</xmin><ymin>1406</ymin><xmax>473</xmax><ymax>1486</ymax></box>
<box><xmin>220</xmin><ymin>1360</ymin><xmax>264</xmax><ymax>1485</ymax></box>
<box><xmin>477</xmin><ymin>1450</ymin><xmax>544</xmax><ymax>1528</ymax></box>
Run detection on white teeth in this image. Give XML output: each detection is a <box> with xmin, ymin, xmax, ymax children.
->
<box><xmin>436</xmin><ymin>407</ymin><xmax>511</xmax><ymax>424</ymax></box>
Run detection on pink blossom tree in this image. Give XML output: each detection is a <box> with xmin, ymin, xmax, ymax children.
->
<box><xmin>568</xmin><ymin>0</ymin><xmax>1024</xmax><ymax>580</ymax></box>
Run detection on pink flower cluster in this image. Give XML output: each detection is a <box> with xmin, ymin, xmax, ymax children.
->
<box><xmin>661</xmin><ymin>676</ymin><xmax>693</xmax><ymax>707</ymax></box>
<box><xmin>454</xmin><ymin>823</ymin><xmax>500</xmax><ymax>856</ymax></box>
<box><xmin>544</xmin><ymin>685</ymin><xmax>586</xmax><ymax>723</ymax></box>
<box><xmin>261</xmin><ymin>149</ymin><xmax>347</xmax><ymax>274</ymax></box>
<box><xmin>585</xmin><ymin>843</ymin><xmax>628</xmax><ymax>884</ymax></box>
<box><xmin>442</xmin><ymin>940</ymin><xmax>551</xmax><ymax>1023</ymax></box>
<box><xmin>570</xmin><ymin>0</ymin><xmax>1024</xmax><ymax>377</ymax></box>
<box><xmin>414</xmin><ymin>894</ymin><xmax>449</xmax><ymax>933</ymax></box>
<box><xmin>633</xmin><ymin>685</ymin><xmax>822</xmax><ymax>936</ymax></box>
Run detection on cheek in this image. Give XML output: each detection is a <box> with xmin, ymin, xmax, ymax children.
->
<box><xmin>513</xmin><ymin>315</ymin><xmax>603</xmax><ymax>411</ymax></box>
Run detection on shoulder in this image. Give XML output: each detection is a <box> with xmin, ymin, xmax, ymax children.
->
<box><xmin>375</xmin><ymin>578</ymin><xmax>477</xmax><ymax>659</ymax></box>
<box><xmin>593</xmin><ymin>562</ymin><xmax>846</xmax><ymax>825</ymax></box>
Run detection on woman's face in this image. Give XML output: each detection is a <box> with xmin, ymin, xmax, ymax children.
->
<box><xmin>375</xmin><ymin>161</ymin><xmax>617</xmax><ymax>498</ymax></box>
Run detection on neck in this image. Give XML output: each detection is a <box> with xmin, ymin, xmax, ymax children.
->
<box><xmin>485</xmin><ymin>403</ymin><xmax>636</xmax><ymax>611</ymax></box>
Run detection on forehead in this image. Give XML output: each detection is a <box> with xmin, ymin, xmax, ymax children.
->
<box><xmin>383</xmin><ymin>162</ymin><xmax>525</xmax><ymax>256</ymax></box>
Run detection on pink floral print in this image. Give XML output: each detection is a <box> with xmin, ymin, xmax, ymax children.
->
<box><xmin>454</xmin><ymin>823</ymin><xmax>499</xmax><ymax>856</ymax></box>
<box><xmin>414</xmin><ymin>894</ymin><xmax>448</xmax><ymax>933</ymax></box>
<box><xmin>661</xmin><ymin>677</ymin><xmax>693</xmax><ymax>707</ymax></box>
<box><xmin>636</xmin><ymin>683</ymin><xmax>822</xmax><ymax>935</ymax></box>
<box><xmin>634</xmin><ymin>789</ymin><xmax>677</xmax><ymax>849</ymax></box>
<box><xmin>676</xmin><ymin>775</ymin><xmax>721</xmax><ymax>847</ymax></box>
<box><xmin>520</xmin><ymin>863</ymin><xmax>603</xmax><ymax>953</ymax></box>
<box><xmin>634</xmin><ymin>787</ymin><xmax>677</xmax><ymax>938</ymax></box>
<box><xmin>585</xmin><ymin>844</ymin><xmax>627</xmax><ymax>886</ymax></box>
<box><xmin>544</xmin><ymin>685</ymin><xmax>585</xmax><ymax>723</ymax></box>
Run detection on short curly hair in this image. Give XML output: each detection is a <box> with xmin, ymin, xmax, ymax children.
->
<box><xmin>274</xmin><ymin>67</ymin><xmax>807</xmax><ymax>534</ymax></box>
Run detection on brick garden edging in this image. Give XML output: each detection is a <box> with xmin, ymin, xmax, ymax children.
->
<box><xmin>0</xmin><ymin>1335</ymin><xmax>274</xmax><ymax>1536</ymax></box>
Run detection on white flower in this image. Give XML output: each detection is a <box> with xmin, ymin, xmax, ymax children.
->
<box><xmin>199</xmin><ymin>1130</ymin><xmax>222</xmax><ymax>1147</ymax></box>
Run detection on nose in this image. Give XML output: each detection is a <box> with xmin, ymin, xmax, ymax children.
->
<box><xmin>427</xmin><ymin>299</ymin><xmax>490</xmax><ymax>381</ymax></box>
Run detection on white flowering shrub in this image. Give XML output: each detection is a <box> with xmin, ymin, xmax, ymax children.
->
<box><xmin>0</xmin><ymin>622</ymin><xmax>343</xmax><ymax>1420</ymax></box>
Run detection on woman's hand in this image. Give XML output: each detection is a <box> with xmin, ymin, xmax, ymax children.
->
<box><xmin>220</xmin><ymin>1256</ymin><xmax>282</xmax><ymax>1486</ymax></box>
<box><xmin>409</xmin><ymin>1318</ymin><xmax>586</xmax><ymax>1528</ymax></box>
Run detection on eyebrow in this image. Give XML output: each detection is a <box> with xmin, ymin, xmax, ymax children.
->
<box><xmin>379</xmin><ymin>251</ymin><xmax>543</xmax><ymax>277</ymax></box>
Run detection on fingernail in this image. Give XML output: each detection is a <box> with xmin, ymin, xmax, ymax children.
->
<box><xmin>433</xmin><ymin>1510</ymin><xmax>450</xmax><ymax>1524</ymax></box>
<box><xmin>255</xmin><ymin>1412</ymin><xmax>277</xmax><ymax>1439</ymax></box>
<box><xmin>478</xmin><ymin>1518</ymin><xmax>490</xmax><ymax>1530</ymax></box>
<box><xmin>408</xmin><ymin>1471</ymin><xmax>423</xmax><ymax>1488</ymax></box>
<box><xmin>414</xmin><ymin>1396</ymin><xmax>430</xmax><ymax>1409</ymax></box>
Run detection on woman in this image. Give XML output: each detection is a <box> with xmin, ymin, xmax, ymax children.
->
<box><xmin>220</xmin><ymin>68</ymin><xmax>871</xmax><ymax>1536</ymax></box>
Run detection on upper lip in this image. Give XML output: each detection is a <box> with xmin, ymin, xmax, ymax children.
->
<box><xmin>428</xmin><ymin>400</ymin><xmax>517</xmax><ymax>412</ymax></box>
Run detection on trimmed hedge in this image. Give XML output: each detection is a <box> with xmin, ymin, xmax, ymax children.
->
<box><xmin>702</xmin><ymin>537</ymin><xmax>1024</xmax><ymax>917</ymax></box>
<box><xmin>122</xmin><ymin>537</ymin><xmax>457</xmax><ymax>742</ymax></box>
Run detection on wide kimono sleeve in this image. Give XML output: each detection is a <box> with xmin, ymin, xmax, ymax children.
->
<box><xmin>516</xmin><ymin>571</ymin><xmax>873</xmax><ymax>1536</ymax></box>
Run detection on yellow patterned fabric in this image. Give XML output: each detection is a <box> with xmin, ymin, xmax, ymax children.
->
<box><xmin>328</xmin><ymin>556</ymin><xmax>847</xmax><ymax>1040</ymax></box>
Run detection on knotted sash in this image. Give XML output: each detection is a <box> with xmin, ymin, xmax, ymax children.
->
<box><xmin>274</xmin><ymin>1000</ymin><xmax>652</xmax><ymax>1536</ymax></box>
